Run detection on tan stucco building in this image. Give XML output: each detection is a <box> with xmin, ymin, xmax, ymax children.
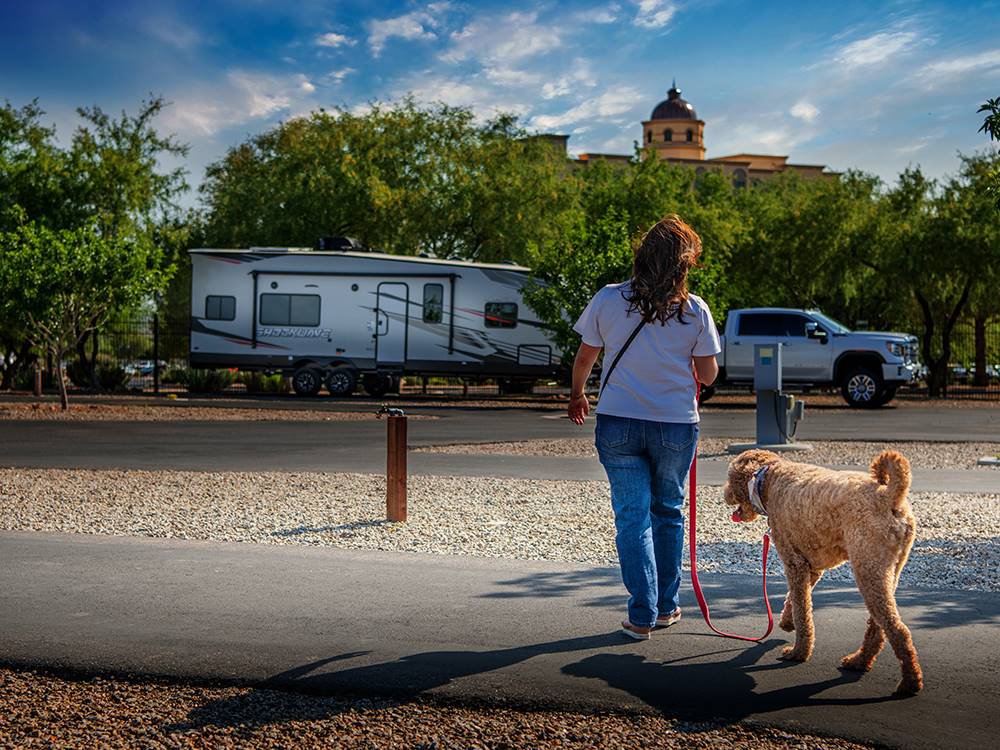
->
<box><xmin>555</xmin><ymin>83</ymin><xmax>834</xmax><ymax>184</ymax></box>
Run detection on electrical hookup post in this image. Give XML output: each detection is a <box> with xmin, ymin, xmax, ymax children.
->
<box><xmin>727</xmin><ymin>343</ymin><xmax>813</xmax><ymax>454</ymax></box>
<box><xmin>377</xmin><ymin>404</ymin><xmax>407</xmax><ymax>522</ymax></box>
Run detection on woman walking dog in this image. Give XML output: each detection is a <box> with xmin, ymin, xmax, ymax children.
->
<box><xmin>568</xmin><ymin>215</ymin><xmax>721</xmax><ymax>639</ymax></box>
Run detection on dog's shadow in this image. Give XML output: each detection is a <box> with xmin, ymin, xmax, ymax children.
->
<box><xmin>563</xmin><ymin>638</ymin><xmax>897</xmax><ymax>722</ymax></box>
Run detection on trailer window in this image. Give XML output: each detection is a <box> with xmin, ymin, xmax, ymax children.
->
<box><xmin>259</xmin><ymin>294</ymin><xmax>321</xmax><ymax>326</ymax></box>
<box><xmin>484</xmin><ymin>302</ymin><xmax>517</xmax><ymax>328</ymax></box>
<box><xmin>205</xmin><ymin>295</ymin><xmax>236</xmax><ymax>321</ymax></box>
<box><xmin>423</xmin><ymin>284</ymin><xmax>444</xmax><ymax>323</ymax></box>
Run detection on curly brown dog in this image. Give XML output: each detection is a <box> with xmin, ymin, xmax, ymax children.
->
<box><xmin>723</xmin><ymin>449</ymin><xmax>922</xmax><ymax>696</ymax></box>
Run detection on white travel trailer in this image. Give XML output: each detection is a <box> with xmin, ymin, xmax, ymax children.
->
<box><xmin>188</xmin><ymin>241</ymin><xmax>561</xmax><ymax>396</ymax></box>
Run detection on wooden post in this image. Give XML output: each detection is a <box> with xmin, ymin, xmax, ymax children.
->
<box><xmin>386</xmin><ymin>414</ymin><xmax>407</xmax><ymax>522</ymax></box>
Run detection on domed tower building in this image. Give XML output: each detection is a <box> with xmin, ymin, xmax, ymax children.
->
<box><xmin>562</xmin><ymin>80</ymin><xmax>835</xmax><ymax>183</ymax></box>
<box><xmin>642</xmin><ymin>81</ymin><xmax>705</xmax><ymax>161</ymax></box>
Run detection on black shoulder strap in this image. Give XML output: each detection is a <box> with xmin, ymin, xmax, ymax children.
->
<box><xmin>598</xmin><ymin>315</ymin><xmax>649</xmax><ymax>399</ymax></box>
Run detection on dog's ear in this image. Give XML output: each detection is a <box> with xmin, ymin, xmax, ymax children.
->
<box><xmin>723</xmin><ymin>449</ymin><xmax>779</xmax><ymax>521</ymax></box>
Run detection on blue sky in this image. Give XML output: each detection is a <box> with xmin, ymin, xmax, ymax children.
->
<box><xmin>3</xmin><ymin>0</ymin><xmax>999</xmax><ymax>205</ymax></box>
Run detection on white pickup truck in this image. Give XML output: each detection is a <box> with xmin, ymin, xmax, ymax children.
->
<box><xmin>714</xmin><ymin>308</ymin><xmax>919</xmax><ymax>407</ymax></box>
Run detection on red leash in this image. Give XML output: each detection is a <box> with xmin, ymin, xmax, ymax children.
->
<box><xmin>688</xmin><ymin>386</ymin><xmax>774</xmax><ymax>642</ymax></box>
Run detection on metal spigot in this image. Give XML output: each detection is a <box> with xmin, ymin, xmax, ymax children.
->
<box><xmin>376</xmin><ymin>403</ymin><xmax>405</xmax><ymax>418</ymax></box>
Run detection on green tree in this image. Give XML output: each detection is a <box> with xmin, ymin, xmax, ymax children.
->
<box><xmin>63</xmin><ymin>97</ymin><xmax>189</xmax><ymax>384</ymax></box>
<box><xmin>200</xmin><ymin>99</ymin><xmax>573</xmax><ymax>263</ymax></box>
<box><xmin>978</xmin><ymin>97</ymin><xmax>1000</xmax><ymax>208</ymax></box>
<box><xmin>522</xmin><ymin>207</ymin><xmax>633</xmax><ymax>365</ymax></box>
<box><xmin>0</xmin><ymin>222</ymin><xmax>169</xmax><ymax>408</ymax></box>
<box><xmin>953</xmin><ymin>153</ymin><xmax>1000</xmax><ymax>385</ymax></box>
<box><xmin>0</xmin><ymin>97</ymin><xmax>189</xmax><ymax>390</ymax></box>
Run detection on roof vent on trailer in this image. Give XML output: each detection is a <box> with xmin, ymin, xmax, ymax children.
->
<box><xmin>318</xmin><ymin>236</ymin><xmax>363</xmax><ymax>252</ymax></box>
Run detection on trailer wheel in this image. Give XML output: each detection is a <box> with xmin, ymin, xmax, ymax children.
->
<box><xmin>325</xmin><ymin>365</ymin><xmax>358</xmax><ymax>397</ymax></box>
<box><xmin>362</xmin><ymin>372</ymin><xmax>394</xmax><ymax>397</ymax></box>
<box><xmin>498</xmin><ymin>378</ymin><xmax>534</xmax><ymax>395</ymax></box>
<box><xmin>292</xmin><ymin>367</ymin><xmax>323</xmax><ymax>397</ymax></box>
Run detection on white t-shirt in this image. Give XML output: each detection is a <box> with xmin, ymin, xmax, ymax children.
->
<box><xmin>572</xmin><ymin>282</ymin><xmax>721</xmax><ymax>423</ymax></box>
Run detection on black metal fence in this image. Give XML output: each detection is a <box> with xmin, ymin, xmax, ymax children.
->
<box><xmin>71</xmin><ymin>315</ymin><xmax>1000</xmax><ymax>400</ymax></box>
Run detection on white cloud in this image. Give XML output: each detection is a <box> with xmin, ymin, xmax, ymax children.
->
<box><xmin>914</xmin><ymin>49</ymin><xmax>1000</xmax><ymax>83</ymax></box>
<box><xmin>541</xmin><ymin>64</ymin><xmax>597</xmax><ymax>99</ymax></box>
<box><xmin>368</xmin><ymin>3</ymin><xmax>450</xmax><ymax>57</ymax></box>
<box><xmin>790</xmin><ymin>100</ymin><xmax>819</xmax><ymax>122</ymax></box>
<box><xmin>576</xmin><ymin>4</ymin><xmax>620</xmax><ymax>24</ymax></box>
<box><xmin>832</xmin><ymin>30</ymin><xmax>918</xmax><ymax>68</ymax></box>
<box><xmin>393</xmin><ymin>74</ymin><xmax>531</xmax><ymax>120</ymax></box>
<box><xmin>296</xmin><ymin>74</ymin><xmax>316</xmax><ymax>94</ymax></box>
<box><xmin>163</xmin><ymin>71</ymin><xmax>315</xmax><ymax>136</ymax></box>
<box><xmin>530</xmin><ymin>86</ymin><xmax>642</xmax><ymax>131</ymax></box>
<box><xmin>147</xmin><ymin>19</ymin><xmax>204</xmax><ymax>50</ymax></box>
<box><xmin>443</xmin><ymin>11</ymin><xmax>559</xmax><ymax>65</ymax></box>
<box><xmin>315</xmin><ymin>32</ymin><xmax>355</xmax><ymax>48</ymax></box>
<box><xmin>325</xmin><ymin>67</ymin><xmax>357</xmax><ymax>84</ymax></box>
<box><xmin>895</xmin><ymin>135</ymin><xmax>937</xmax><ymax>155</ymax></box>
<box><xmin>633</xmin><ymin>0</ymin><xmax>677</xmax><ymax>29</ymax></box>
<box><xmin>484</xmin><ymin>66</ymin><xmax>543</xmax><ymax>86</ymax></box>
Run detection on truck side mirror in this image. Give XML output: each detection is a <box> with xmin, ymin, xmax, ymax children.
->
<box><xmin>806</xmin><ymin>323</ymin><xmax>828</xmax><ymax>343</ymax></box>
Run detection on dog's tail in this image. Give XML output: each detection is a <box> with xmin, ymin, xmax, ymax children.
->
<box><xmin>870</xmin><ymin>450</ymin><xmax>911</xmax><ymax>510</ymax></box>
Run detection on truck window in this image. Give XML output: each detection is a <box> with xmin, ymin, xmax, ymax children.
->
<box><xmin>205</xmin><ymin>295</ymin><xmax>236</xmax><ymax>321</ymax></box>
<box><xmin>423</xmin><ymin>284</ymin><xmax>443</xmax><ymax>323</ymax></box>
<box><xmin>484</xmin><ymin>302</ymin><xmax>517</xmax><ymax>328</ymax></box>
<box><xmin>738</xmin><ymin>313</ymin><xmax>809</xmax><ymax>337</ymax></box>
<box><xmin>259</xmin><ymin>294</ymin><xmax>321</xmax><ymax>326</ymax></box>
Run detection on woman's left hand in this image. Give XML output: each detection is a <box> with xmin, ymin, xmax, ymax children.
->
<box><xmin>568</xmin><ymin>394</ymin><xmax>590</xmax><ymax>425</ymax></box>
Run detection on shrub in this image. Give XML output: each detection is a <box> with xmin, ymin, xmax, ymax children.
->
<box><xmin>238</xmin><ymin>371</ymin><xmax>291</xmax><ymax>394</ymax></box>
<box><xmin>168</xmin><ymin>367</ymin><xmax>237</xmax><ymax>393</ymax></box>
<box><xmin>65</xmin><ymin>358</ymin><xmax>131</xmax><ymax>391</ymax></box>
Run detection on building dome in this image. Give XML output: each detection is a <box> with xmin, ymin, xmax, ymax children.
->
<box><xmin>651</xmin><ymin>84</ymin><xmax>697</xmax><ymax>120</ymax></box>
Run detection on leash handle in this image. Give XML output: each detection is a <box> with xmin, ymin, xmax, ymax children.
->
<box><xmin>688</xmin><ymin>381</ymin><xmax>774</xmax><ymax>642</ymax></box>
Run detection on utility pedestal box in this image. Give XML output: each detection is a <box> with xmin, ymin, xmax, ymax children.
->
<box><xmin>727</xmin><ymin>343</ymin><xmax>812</xmax><ymax>454</ymax></box>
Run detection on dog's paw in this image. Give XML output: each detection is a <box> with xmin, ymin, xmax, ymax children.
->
<box><xmin>894</xmin><ymin>675</ymin><xmax>923</xmax><ymax>697</ymax></box>
<box><xmin>779</xmin><ymin>618</ymin><xmax>795</xmax><ymax>632</ymax></box>
<box><xmin>780</xmin><ymin>645</ymin><xmax>810</xmax><ymax>662</ymax></box>
<box><xmin>840</xmin><ymin>652</ymin><xmax>874</xmax><ymax>672</ymax></box>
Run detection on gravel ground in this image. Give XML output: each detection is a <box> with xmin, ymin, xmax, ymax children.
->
<box><xmin>2</xmin><ymin>468</ymin><xmax>997</xmax><ymax>591</ymax></box>
<box><xmin>416</xmin><ymin>437</ymin><xmax>1000</xmax><ymax>470</ymax></box>
<box><xmin>0</xmin><ymin>403</ymin><xmax>435</xmax><ymax>422</ymax></box>
<box><xmin>0</xmin><ymin>668</ymin><xmax>876</xmax><ymax>750</ymax></box>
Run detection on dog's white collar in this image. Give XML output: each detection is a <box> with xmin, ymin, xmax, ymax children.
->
<box><xmin>747</xmin><ymin>466</ymin><xmax>769</xmax><ymax>516</ymax></box>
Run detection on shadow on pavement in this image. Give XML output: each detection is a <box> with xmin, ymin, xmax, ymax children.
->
<box><xmin>167</xmin><ymin>633</ymin><xmax>629</xmax><ymax>732</ymax></box>
<box><xmin>561</xmin><ymin>641</ymin><xmax>897</xmax><ymax>723</ymax></box>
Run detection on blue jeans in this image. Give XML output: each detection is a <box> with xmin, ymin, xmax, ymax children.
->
<box><xmin>595</xmin><ymin>414</ymin><xmax>698</xmax><ymax>628</ymax></box>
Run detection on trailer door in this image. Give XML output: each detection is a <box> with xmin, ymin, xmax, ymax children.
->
<box><xmin>375</xmin><ymin>282</ymin><xmax>409</xmax><ymax>366</ymax></box>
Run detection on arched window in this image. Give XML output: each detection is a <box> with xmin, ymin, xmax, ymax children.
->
<box><xmin>664</xmin><ymin>129</ymin><xmax>673</xmax><ymax>142</ymax></box>
<box><xmin>732</xmin><ymin>168</ymin><xmax>747</xmax><ymax>189</ymax></box>
<box><xmin>647</xmin><ymin>130</ymin><xmax>652</xmax><ymax>144</ymax></box>
<box><xmin>686</xmin><ymin>129</ymin><xmax>694</xmax><ymax>142</ymax></box>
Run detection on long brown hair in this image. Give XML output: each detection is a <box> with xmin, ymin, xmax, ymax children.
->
<box><xmin>623</xmin><ymin>214</ymin><xmax>702</xmax><ymax>325</ymax></box>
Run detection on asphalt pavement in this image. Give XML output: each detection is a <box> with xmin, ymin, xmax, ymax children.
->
<box><xmin>1</xmin><ymin>531</ymin><xmax>996</xmax><ymax>750</ymax></box>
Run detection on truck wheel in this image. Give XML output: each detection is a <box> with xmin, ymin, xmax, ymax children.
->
<box><xmin>292</xmin><ymin>367</ymin><xmax>323</xmax><ymax>397</ymax></box>
<box><xmin>325</xmin><ymin>365</ymin><xmax>358</xmax><ymax>397</ymax></box>
<box><xmin>841</xmin><ymin>367</ymin><xmax>885</xmax><ymax>408</ymax></box>
<box><xmin>875</xmin><ymin>385</ymin><xmax>898</xmax><ymax>407</ymax></box>
<box><xmin>362</xmin><ymin>372</ymin><xmax>393</xmax><ymax>397</ymax></box>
